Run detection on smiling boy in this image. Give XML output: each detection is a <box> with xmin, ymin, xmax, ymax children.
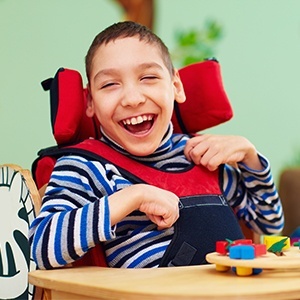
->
<box><xmin>30</xmin><ymin>21</ymin><xmax>284</xmax><ymax>269</ymax></box>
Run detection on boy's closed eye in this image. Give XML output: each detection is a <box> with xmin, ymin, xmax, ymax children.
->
<box><xmin>141</xmin><ymin>75</ymin><xmax>159</xmax><ymax>82</ymax></box>
<box><xmin>101</xmin><ymin>82</ymin><xmax>119</xmax><ymax>89</ymax></box>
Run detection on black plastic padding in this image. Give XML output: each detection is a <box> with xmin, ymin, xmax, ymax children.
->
<box><xmin>41</xmin><ymin>78</ymin><xmax>53</xmax><ymax>91</ymax></box>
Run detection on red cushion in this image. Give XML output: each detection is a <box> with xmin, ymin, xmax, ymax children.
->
<box><xmin>173</xmin><ymin>60</ymin><xmax>233</xmax><ymax>133</ymax></box>
<box><xmin>45</xmin><ymin>59</ymin><xmax>233</xmax><ymax>146</ymax></box>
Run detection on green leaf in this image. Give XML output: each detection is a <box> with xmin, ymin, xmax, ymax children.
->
<box><xmin>171</xmin><ymin>19</ymin><xmax>223</xmax><ymax>68</ymax></box>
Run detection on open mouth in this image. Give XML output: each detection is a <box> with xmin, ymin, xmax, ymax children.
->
<box><xmin>120</xmin><ymin>114</ymin><xmax>155</xmax><ymax>135</ymax></box>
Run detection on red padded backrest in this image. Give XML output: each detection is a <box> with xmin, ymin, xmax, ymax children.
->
<box><xmin>173</xmin><ymin>61</ymin><xmax>233</xmax><ymax>133</ymax></box>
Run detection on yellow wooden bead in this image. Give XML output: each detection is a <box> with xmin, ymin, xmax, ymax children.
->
<box><xmin>235</xmin><ymin>267</ymin><xmax>253</xmax><ymax>276</ymax></box>
<box><xmin>215</xmin><ymin>264</ymin><xmax>230</xmax><ymax>272</ymax></box>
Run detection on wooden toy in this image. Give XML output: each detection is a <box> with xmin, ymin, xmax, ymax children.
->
<box><xmin>206</xmin><ymin>236</ymin><xmax>300</xmax><ymax>276</ymax></box>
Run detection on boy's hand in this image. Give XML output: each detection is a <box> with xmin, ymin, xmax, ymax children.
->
<box><xmin>184</xmin><ymin>134</ymin><xmax>263</xmax><ymax>171</ymax></box>
<box><xmin>109</xmin><ymin>184</ymin><xmax>180</xmax><ymax>230</ymax></box>
<box><xmin>138</xmin><ymin>185</ymin><xmax>180</xmax><ymax>230</ymax></box>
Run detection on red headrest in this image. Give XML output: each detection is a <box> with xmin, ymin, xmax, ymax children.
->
<box><xmin>42</xmin><ymin>59</ymin><xmax>233</xmax><ymax>146</ymax></box>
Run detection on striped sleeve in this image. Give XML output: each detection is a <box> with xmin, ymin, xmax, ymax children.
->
<box><xmin>29</xmin><ymin>155</ymin><xmax>123</xmax><ymax>270</ymax></box>
<box><xmin>223</xmin><ymin>153</ymin><xmax>284</xmax><ymax>235</ymax></box>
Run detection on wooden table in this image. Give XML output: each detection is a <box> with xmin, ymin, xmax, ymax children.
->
<box><xmin>29</xmin><ymin>264</ymin><xmax>300</xmax><ymax>299</ymax></box>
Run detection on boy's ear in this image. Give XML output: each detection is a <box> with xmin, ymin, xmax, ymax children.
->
<box><xmin>86</xmin><ymin>85</ymin><xmax>95</xmax><ymax>117</ymax></box>
<box><xmin>173</xmin><ymin>70</ymin><xmax>186</xmax><ymax>103</ymax></box>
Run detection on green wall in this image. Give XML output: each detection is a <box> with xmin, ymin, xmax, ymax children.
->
<box><xmin>1</xmin><ymin>0</ymin><xmax>300</xmax><ymax>183</ymax></box>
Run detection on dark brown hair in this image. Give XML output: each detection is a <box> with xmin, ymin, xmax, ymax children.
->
<box><xmin>85</xmin><ymin>21</ymin><xmax>174</xmax><ymax>81</ymax></box>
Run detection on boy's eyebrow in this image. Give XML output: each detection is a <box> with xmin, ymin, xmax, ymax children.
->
<box><xmin>93</xmin><ymin>62</ymin><xmax>164</xmax><ymax>82</ymax></box>
<box><xmin>93</xmin><ymin>69</ymin><xmax>118</xmax><ymax>82</ymax></box>
<box><xmin>137</xmin><ymin>62</ymin><xmax>164</xmax><ymax>72</ymax></box>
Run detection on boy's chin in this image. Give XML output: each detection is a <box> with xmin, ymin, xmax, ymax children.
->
<box><xmin>124</xmin><ymin>143</ymin><xmax>158</xmax><ymax>157</ymax></box>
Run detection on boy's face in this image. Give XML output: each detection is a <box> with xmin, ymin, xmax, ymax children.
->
<box><xmin>87</xmin><ymin>37</ymin><xmax>185</xmax><ymax>156</ymax></box>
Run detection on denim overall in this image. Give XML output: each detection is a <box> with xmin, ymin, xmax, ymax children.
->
<box><xmin>38</xmin><ymin>139</ymin><xmax>244</xmax><ymax>267</ymax></box>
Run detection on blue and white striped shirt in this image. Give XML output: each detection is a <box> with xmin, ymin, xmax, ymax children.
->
<box><xmin>29</xmin><ymin>128</ymin><xmax>284</xmax><ymax>269</ymax></box>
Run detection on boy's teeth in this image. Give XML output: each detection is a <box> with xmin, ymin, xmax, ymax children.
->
<box><xmin>137</xmin><ymin>116</ymin><xmax>143</xmax><ymax>123</ymax></box>
<box><xmin>130</xmin><ymin>117</ymin><xmax>137</xmax><ymax>125</ymax></box>
<box><xmin>123</xmin><ymin>115</ymin><xmax>152</xmax><ymax>125</ymax></box>
<box><xmin>130</xmin><ymin>117</ymin><xmax>139</xmax><ymax>125</ymax></box>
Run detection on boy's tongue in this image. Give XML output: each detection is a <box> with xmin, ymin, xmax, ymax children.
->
<box><xmin>126</xmin><ymin>121</ymin><xmax>152</xmax><ymax>134</ymax></box>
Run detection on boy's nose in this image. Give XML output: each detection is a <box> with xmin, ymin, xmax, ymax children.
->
<box><xmin>121</xmin><ymin>87</ymin><xmax>146</xmax><ymax>107</ymax></box>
